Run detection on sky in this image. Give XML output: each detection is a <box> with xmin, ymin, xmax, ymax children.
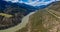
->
<box><xmin>4</xmin><ymin>0</ymin><xmax>59</xmax><ymax>6</ymax></box>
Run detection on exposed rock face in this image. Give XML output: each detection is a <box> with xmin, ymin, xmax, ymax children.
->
<box><xmin>0</xmin><ymin>5</ymin><xmax>26</xmax><ymax>30</ymax></box>
<box><xmin>16</xmin><ymin>1</ymin><xmax>60</xmax><ymax>32</ymax></box>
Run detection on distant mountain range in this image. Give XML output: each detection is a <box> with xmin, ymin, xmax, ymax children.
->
<box><xmin>0</xmin><ymin>0</ymin><xmax>52</xmax><ymax>10</ymax></box>
<box><xmin>0</xmin><ymin>0</ymin><xmax>57</xmax><ymax>15</ymax></box>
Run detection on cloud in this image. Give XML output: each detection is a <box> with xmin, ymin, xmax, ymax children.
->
<box><xmin>4</xmin><ymin>0</ymin><xmax>57</xmax><ymax>6</ymax></box>
<box><xmin>5</xmin><ymin>0</ymin><xmax>19</xmax><ymax>3</ymax></box>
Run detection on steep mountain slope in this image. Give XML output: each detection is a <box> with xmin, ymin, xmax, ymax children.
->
<box><xmin>16</xmin><ymin>1</ymin><xmax>60</xmax><ymax>32</ymax></box>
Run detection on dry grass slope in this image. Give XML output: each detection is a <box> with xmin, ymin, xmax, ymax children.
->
<box><xmin>16</xmin><ymin>1</ymin><xmax>60</xmax><ymax>32</ymax></box>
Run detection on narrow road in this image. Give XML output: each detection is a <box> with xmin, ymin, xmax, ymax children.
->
<box><xmin>46</xmin><ymin>9</ymin><xmax>60</xmax><ymax>19</ymax></box>
<box><xmin>0</xmin><ymin>12</ymin><xmax>35</xmax><ymax>32</ymax></box>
